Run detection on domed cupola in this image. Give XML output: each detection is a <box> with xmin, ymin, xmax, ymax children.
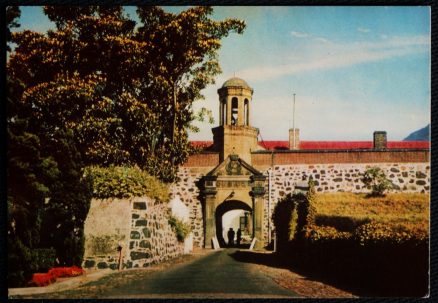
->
<box><xmin>217</xmin><ymin>77</ymin><xmax>253</xmax><ymax>127</ymax></box>
<box><xmin>221</xmin><ymin>77</ymin><xmax>252</xmax><ymax>90</ymax></box>
<box><xmin>212</xmin><ymin>77</ymin><xmax>260</xmax><ymax>163</ymax></box>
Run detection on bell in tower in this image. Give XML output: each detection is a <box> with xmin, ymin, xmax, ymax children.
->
<box><xmin>212</xmin><ymin>77</ymin><xmax>261</xmax><ymax>163</ymax></box>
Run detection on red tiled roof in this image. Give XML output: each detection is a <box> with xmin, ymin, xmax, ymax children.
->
<box><xmin>259</xmin><ymin>141</ymin><xmax>429</xmax><ymax>150</ymax></box>
<box><xmin>190</xmin><ymin>141</ymin><xmax>213</xmax><ymax>148</ymax></box>
<box><xmin>300</xmin><ymin>141</ymin><xmax>373</xmax><ymax>150</ymax></box>
<box><xmin>190</xmin><ymin>140</ymin><xmax>429</xmax><ymax>150</ymax></box>
<box><xmin>387</xmin><ymin>141</ymin><xmax>430</xmax><ymax>149</ymax></box>
<box><xmin>258</xmin><ymin>141</ymin><xmax>289</xmax><ymax>150</ymax></box>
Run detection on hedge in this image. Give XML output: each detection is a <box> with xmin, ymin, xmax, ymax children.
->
<box><xmin>283</xmin><ymin>222</ymin><xmax>429</xmax><ymax>296</ymax></box>
<box><xmin>85</xmin><ymin>165</ymin><xmax>169</xmax><ymax>202</ymax></box>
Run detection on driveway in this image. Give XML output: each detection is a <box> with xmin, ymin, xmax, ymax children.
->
<box><xmin>12</xmin><ymin>249</ymin><xmax>298</xmax><ymax>299</ymax></box>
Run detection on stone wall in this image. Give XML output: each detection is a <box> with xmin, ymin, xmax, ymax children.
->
<box><xmin>82</xmin><ymin>197</ymin><xmax>184</xmax><ymax>270</ymax></box>
<box><xmin>171</xmin><ymin>167</ymin><xmax>210</xmax><ymax>248</ymax></box>
<box><xmin>260</xmin><ymin>162</ymin><xmax>430</xmax><ymax>242</ymax></box>
<box><xmin>175</xmin><ymin>154</ymin><xmax>430</xmax><ymax>248</ymax></box>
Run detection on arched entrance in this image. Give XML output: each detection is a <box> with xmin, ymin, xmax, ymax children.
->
<box><xmin>200</xmin><ymin>155</ymin><xmax>266</xmax><ymax>249</ymax></box>
<box><xmin>215</xmin><ymin>200</ymin><xmax>252</xmax><ymax>247</ymax></box>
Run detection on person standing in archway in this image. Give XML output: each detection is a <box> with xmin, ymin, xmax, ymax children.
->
<box><xmin>227</xmin><ymin>228</ymin><xmax>235</xmax><ymax>247</ymax></box>
<box><xmin>236</xmin><ymin>228</ymin><xmax>242</xmax><ymax>246</ymax></box>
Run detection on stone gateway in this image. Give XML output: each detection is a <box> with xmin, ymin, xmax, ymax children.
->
<box><xmin>173</xmin><ymin>77</ymin><xmax>430</xmax><ymax>249</ymax></box>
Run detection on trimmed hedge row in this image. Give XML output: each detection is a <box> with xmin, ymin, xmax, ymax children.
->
<box><xmin>307</xmin><ymin>221</ymin><xmax>428</xmax><ymax>246</ymax></box>
<box><xmin>304</xmin><ymin>221</ymin><xmax>428</xmax><ymax>296</ymax></box>
<box><xmin>299</xmin><ymin>229</ymin><xmax>428</xmax><ymax>297</ymax></box>
<box><xmin>273</xmin><ymin>185</ymin><xmax>429</xmax><ymax>296</ymax></box>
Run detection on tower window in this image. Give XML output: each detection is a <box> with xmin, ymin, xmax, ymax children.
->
<box><xmin>222</xmin><ymin>101</ymin><xmax>227</xmax><ymax>125</ymax></box>
<box><xmin>244</xmin><ymin>99</ymin><xmax>249</xmax><ymax>126</ymax></box>
<box><xmin>231</xmin><ymin>97</ymin><xmax>238</xmax><ymax>125</ymax></box>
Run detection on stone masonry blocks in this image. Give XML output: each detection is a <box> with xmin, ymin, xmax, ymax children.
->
<box><xmin>83</xmin><ymin>197</ymin><xmax>184</xmax><ymax>270</ymax></box>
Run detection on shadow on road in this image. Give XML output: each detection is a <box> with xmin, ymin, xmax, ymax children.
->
<box><xmin>228</xmin><ymin>249</ymin><xmax>410</xmax><ymax>297</ymax></box>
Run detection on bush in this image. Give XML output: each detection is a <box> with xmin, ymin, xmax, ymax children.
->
<box><xmin>85</xmin><ymin>165</ymin><xmax>169</xmax><ymax>202</ymax></box>
<box><xmin>273</xmin><ymin>194</ymin><xmax>298</xmax><ymax>249</ymax></box>
<box><xmin>307</xmin><ymin>225</ymin><xmax>352</xmax><ymax>243</ymax></box>
<box><xmin>361</xmin><ymin>167</ymin><xmax>393</xmax><ymax>196</ymax></box>
<box><xmin>353</xmin><ymin>221</ymin><xmax>428</xmax><ymax>246</ymax></box>
<box><xmin>315</xmin><ymin>215</ymin><xmax>371</xmax><ymax>232</ymax></box>
<box><xmin>304</xmin><ymin>179</ymin><xmax>317</xmax><ymax>227</ymax></box>
<box><xmin>8</xmin><ymin>238</ymin><xmax>33</xmax><ymax>287</ymax></box>
<box><xmin>279</xmin><ymin>188</ymin><xmax>429</xmax><ymax>296</ymax></box>
<box><xmin>30</xmin><ymin>248</ymin><xmax>57</xmax><ymax>273</ymax></box>
<box><xmin>287</xmin><ymin>222</ymin><xmax>428</xmax><ymax>296</ymax></box>
<box><xmin>8</xmin><ymin>238</ymin><xmax>56</xmax><ymax>287</ymax></box>
<box><xmin>168</xmin><ymin>216</ymin><xmax>191</xmax><ymax>242</ymax></box>
<box><xmin>288</xmin><ymin>207</ymin><xmax>299</xmax><ymax>241</ymax></box>
<box><xmin>273</xmin><ymin>187</ymin><xmax>316</xmax><ymax>249</ymax></box>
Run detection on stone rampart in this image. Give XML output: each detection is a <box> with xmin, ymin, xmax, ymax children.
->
<box><xmin>174</xmin><ymin>151</ymin><xmax>430</xmax><ymax>249</ymax></box>
<box><xmin>171</xmin><ymin>167</ymin><xmax>210</xmax><ymax>248</ymax></box>
<box><xmin>260</xmin><ymin>162</ymin><xmax>430</xmax><ymax>242</ymax></box>
<box><xmin>82</xmin><ymin>197</ymin><xmax>183</xmax><ymax>270</ymax></box>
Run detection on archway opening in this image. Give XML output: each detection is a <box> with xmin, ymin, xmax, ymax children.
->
<box><xmin>231</xmin><ymin>97</ymin><xmax>238</xmax><ymax>125</ymax></box>
<box><xmin>244</xmin><ymin>99</ymin><xmax>249</xmax><ymax>126</ymax></box>
<box><xmin>222</xmin><ymin>100</ymin><xmax>227</xmax><ymax>125</ymax></box>
<box><xmin>215</xmin><ymin>200</ymin><xmax>252</xmax><ymax>248</ymax></box>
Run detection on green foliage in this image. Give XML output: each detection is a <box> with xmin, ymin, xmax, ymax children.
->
<box><xmin>38</xmin><ymin>130</ymin><xmax>93</xmax><ymax>267</ymax></box>
<box><xmin>294</xmin><ymin>224</ymin><xmax>428</xmax><ymax>296</ymax></box>
<box><xmin>315</xmin><ymin>215</ymin><xmax>371</xmax><ymax>232</ymax></box>
<box><xmin>85</xmin><ymin>165</ymin><xmax>169</xmax><ymax>202</ymax></box>
<box><xmin>353</xmin><ymin>221</ymin><xmax>428</xmax><ymax>246</ymax></box>
<box><xmin>273</xmin><ymin>194</ymin><xmax>297</xmax><ymax>248</ymax></box>
<box><xmin>8</xmin><ymin>239</ymin><xmax>56</xmax><ymax>287</ymax></box>
<box><xmin>9</xmin><ymin>6</ymin><xmax>245</xmax><ymax>182</ymax></box>
<box><xmin>7</xmin><ymin>6</ymin><xmax>244</xmax><ymax>284</ymax></box>
<box><xmin>30</xmin><ymin>248</ymin><xmax>57</xmax><ymax>273</ymax></box>
<box><xmin>8</xmin><ymin>237</ymin><xmax>33</xmax><ymax>287</ymax></box>
<box><xmin>168</xmin><ymin>216</ymin><xmax>191</xmax><ymax>242</ymax></box>
<box><xmin>282</xmin><ymin>190</ymin><xmax>429</xmax><ymax>296</ymax></box>
<box><xmin>361</xmin><ymin>167</ymin><xmax>393</xmax><ymax>196</ymax></box>
<box><xmin>273</xmin><ymin>184</ymin><xmax>318</xmax><ymax>248</ymax></box>
<box><xmin>300</xmin><ymin>179</ymin><xmax>317</xmax><ymax>234</ymax></box>
<box><xmin>288</xmin><ymin>207</ymin><xmax>299</xmax><ymax>241</ymax></box>
<box><xmin>307</xmin><ymin>225</ymin><xmax>352</xmax><ymax>243</ymax></box>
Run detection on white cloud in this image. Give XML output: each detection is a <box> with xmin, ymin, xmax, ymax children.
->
<box><xmin>358</xmin><ymin>27</ymin><xmax>371</xmax><ymax>33</ymax></box>
<box><xmin>314</xmin><ymin>37</ymin><xmax>330</xmax><ymax>43</ymax></box>
<box><xmin>248</xmin><ymin>94</ymin><xmax>429</xmax><ymax>141</ymax></box>
<box><xmin>189</xmin><ymin>34</ymin><xmax>430</xmax><ymax>141</ymax></box>
<box><xmin>290</xmin><ymin>31</ymin><xmax>309</xmax><ymax>38</ymax></box>
<box><xmin>291</xmin><ymin>31</ymin><xmax>329</xmax><ymax>43</ymax></box>
<box><xmin>237</xmin><ymin>35</ymin><xmax>430</xmax><ymax>82</ymax></box>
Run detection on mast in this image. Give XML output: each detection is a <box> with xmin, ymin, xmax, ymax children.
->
<box><xmin>293</xmin><ymin>92</ymin><xmax>296</xmax><ymax>148</ymax></box>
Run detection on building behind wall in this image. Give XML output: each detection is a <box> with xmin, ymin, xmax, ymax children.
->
<box><xmin>172</xmin><ymin>77</ymin><xmax>430</xmax><ymax>249</ymax></box>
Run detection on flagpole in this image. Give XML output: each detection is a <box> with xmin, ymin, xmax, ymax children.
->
<box><xmin>293</xmin><ymin>93</ymin><xmax>296</xmax><ymax>148</ymax></box>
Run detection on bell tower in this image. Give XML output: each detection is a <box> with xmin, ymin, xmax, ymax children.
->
<box><xmin>212</xmin><ymin>77</ymin><xmax>260</xmax><ymax>163</ymax></box>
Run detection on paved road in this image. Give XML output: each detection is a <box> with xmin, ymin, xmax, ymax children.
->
<box><xmin>103</xmin><ymin>249</ymin><xmax>297</xmax><ymax>298</ymax></box>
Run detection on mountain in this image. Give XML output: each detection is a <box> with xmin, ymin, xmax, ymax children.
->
<box><xmin>404</xmin><ymin>125</ymin><xmax>430</xmax><ymax>141</ymax></box>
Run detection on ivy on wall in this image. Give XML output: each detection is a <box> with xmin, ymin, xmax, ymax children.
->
<box><xmin>85</xmin><ymin>166</ymin><xmax>169</xmax><ymax>202</ymax></box>
<box><xmin>168</xmin><ymin>216</ymin><xmax>191</xmax><ymax>242</ymax></box>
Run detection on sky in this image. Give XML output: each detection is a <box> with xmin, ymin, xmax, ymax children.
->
<box><xmin>16</xmin><ymin>6</ymin><xmax>430</xmax><ymax>141</ymax></box>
